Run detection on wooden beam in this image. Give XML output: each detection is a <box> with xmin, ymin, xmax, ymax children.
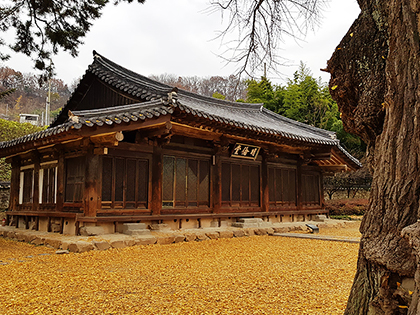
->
<box><xmin>309</xmin><ymin>151</ymin><xmax>332</xmax><ymax>161</ymax></box>
<box><xmin>151</xmin><ymin>145</ymin><xmax>163</xmax><ymax>215</ymax></box>
<box><xmin>32</xmin><ymin>151</ymin><xmax>40</xmax><ymax>212</ymax></box>
<box><xmin>319</xmin><ymin>173</ymin><xmax>325</xmax><ymax>208</ymax></box>
<box><xmin>84</xmin><ymin>146</ymin><xmax>100</xmax><ymax>217</ymax></box>
<box><xmin>56</xmin><ymin>150</ymin><xmax>65</xmax><ymax>212</ymax></box>
<box><xmin>212</xmin><ymin>154</ymin><xmax>222</xmax><ymax>214</ymax></box>
<box><xmin>9</xmin><ymin>157</ymin><xmax>20</xmax><ymax>211</ymax></box>
<box><xmin>138</xmin><ymin>121</ymin><xmax>173</xmax><ymax>139</ymax></box>
<box><xmin>261</xmin><ymin>152</ymin><xmax>269</xmax><ymax>213</ymax></box>
<box><xmin>0</xmin><ymin>115</ymin><xmax>172</xmax><ymax>159</ymax></box>
<box><xmin>319</xmin><ymin>165</ymin><xmax>348</xmax><ymax>173</ymax></box>
<box><xmin>296</xmin><ymin>158</ymin><xmax>303</xmax><ymax>211</ymax></box>
<box><xmin>170</xmin><ymin>122</ymin><xmax>222</xmax><ymax>142</ymax></box>
<box><xmin>90</xmin><ymin>131</ymin><xmax>123</xmax><ymax>146</ymax></box>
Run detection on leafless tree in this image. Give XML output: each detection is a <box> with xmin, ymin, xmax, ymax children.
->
<box><xmin>209</xmin><ymin>0</ymin><xmax>326</xmax><ymax>76</ymax></box>
<box><xmin>150</xmin><ymin>74</ymin><xmax>247</xmax><ymax>102</ymax></box>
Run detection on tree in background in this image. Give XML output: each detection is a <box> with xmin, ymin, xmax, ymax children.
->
<box><xmin>0</xmin><ymin>67</ymin><xmax>71</xmax><ymax>122</ymax></box>
<box><xmin>1</xmin><ymin>1</ymin><xmax>324</xmax><ymax>79</ymax></box>
<box><xmin>0</xmin><ymin>0</ymin><xmax>146</xmax><ymax>79</ymax></box>
<box><xmin>282</xmin><ymin>63</ymin><xmax>335</xmax><ymax>129</ymax></box>
<box><xmin>210</xmin><ymin>0</ymin><xmax>325</xmax><ymax>75</ymax></box>
<box><xmin>244</xmin><ymin>63</ymin><xmax>365</xmax><ymax>159</ymax></box>
<box><xmin>245</xmin><ymin>76</ymin><xmax>284</xmax><ymax>112</ymax></box>
<box><xmin>0</xmin><ymin>119</ymin><xmax>44</xmax><ymax>181</ymax></box>
<box><xmin>150</xmin><ymin>74</ymin><xmax>247</xmax><ymax>102</ymax></box>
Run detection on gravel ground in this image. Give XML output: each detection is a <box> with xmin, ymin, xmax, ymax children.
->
<box><xmin>0</xmin><ymin>225</ymin><xmax>359</xmax><ymax>315</ymax></box>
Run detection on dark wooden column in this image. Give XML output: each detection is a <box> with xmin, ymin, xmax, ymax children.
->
<box><xmin>84</xmin><ymin>146</ymin><xmax>100</xmax><ymax>217</ymax></box>
<box><xmin>319</xmin><ymin>172</ymin><xmax>325</xmax><ymax>208</ymax></box>
<box><xmin>212</xmin><ymin>154</ymin><xmax>222</xmax><ymax>214</ymax></box>
<box><xmin>261</xmin><ymin>153</ymin><xmax>269</xmax><ymax>212</ymax></box>
<box><xmin>32</xmin><ymin>151</ymin><xmax>40</xmax><ymax>212</ymax></box>
<box><xmin>296</xmin><ymin>158</ymin><xmax>303</xmax><ymax>211</ymax></box>
<box><xmin>9</xmin><ymin>156</ymin><xmax>21</xmax><ymax>211</ymax></box>
<box><xmin>56</xmin><ymin>149</ymin><xmax>65</xmax><ymax>212</ymax></box>
<box><xmin>151</xmin><ymin>145</ymin><xmax>162</xmax><ymax>215</ymax></box>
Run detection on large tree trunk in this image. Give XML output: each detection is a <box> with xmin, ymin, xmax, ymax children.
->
<box><xmin>327</xmin><ymin>0</ymin><xmax>420</xmax><ymax>314</ymax></box>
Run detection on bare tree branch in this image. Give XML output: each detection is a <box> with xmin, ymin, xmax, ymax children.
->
<box><xmin>210</xmin><ymin>0</ymin><xmax>326</xmax><ymax>77</ymax></box>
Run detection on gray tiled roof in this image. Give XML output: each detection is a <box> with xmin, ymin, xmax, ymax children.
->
<box><xmin>175</xmin><ymin>91</ymin><xmax>338</xmax><ymax>146</ymax></box>
<box><xmin>0</xmin><ymin>101</ymin><xmax>171</xmax><ymax>150</ymax></box>
<box><xmin>0</xmin><ymin>51</ymin><xmax>361</xmax><ymax>168</ymax></box>
<box><xmin>88</xmin><ymin>51</ymin><xmax>173</xmax><ymax>101</ymax></box>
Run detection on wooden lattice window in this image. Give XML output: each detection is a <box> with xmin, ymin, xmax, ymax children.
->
<box><xmin>101</xmin><ymin>156</ymin><xmax>149</xmax><ymax>209</ymax></box>
<box><xmin>20</xmin><ymin>169</ymin><xmax>34</xmax><ymax>204</ymax></box>
<box><xmin>268</xmin><ymin>167</ymin><xmax>297</xmax><ymax>206</ymax></box>
<box><xmin>221</xmin><ymin>162</ymin><xmax>260</xmax><ymax>207</ymax></box>
<box><xmin>65</xmin><ymin>157</ymin><xmax>85</xmax><ymax>203</ymax></box>
<box><xmin>41</xmin><ymin>165</ymin><xmax>57</xmax><ymax>204</ymax></box>
<box><xmin>162</xmin><ymin>156</ymin><xmax>210</xmax><ymax>207</ymax></box>
<box><xmin>302</xmin><ymin>173</ymin><xmax>321</xmax><ymax>204</ymax></box>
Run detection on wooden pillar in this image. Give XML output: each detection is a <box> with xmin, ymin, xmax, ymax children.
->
<box><xmin>261</xmin><ymin>153</ymin><xmax>269</xmax><ymax>212</ymax></box>
<box><xmin>319</xmin><ymin>172</ymin><xmax>325</xmax><ymax>208</ymax></box>
<box><xmin>212</xmin><ymin>154</ymin><xmax>222</xmax><ymax>214</ymax></box>
<box><xmin>56</xmin><ymin>149</ymin><xmax>65</xmax><ymax>212</ymax></box>
<box><xmin>9</xmin><ymin>156</ymin><xmax>21</xmax><ymax>211</ymax></box>
<box><xmin>84</xmin><ymin>147</ymin><xmax>100</xmax><ymax>217</ymax></box>
<box><xmin>297</xmin><ymin>158</ymin><xmax>303</xmax><ymax>211</ymax></box>
<box><xmin>32</xmin><ymin>151</ymin><xmax>40</xmax><ymax>212</ymax></box>
<box><xmin>151</xmin><ymin>145</ymin><xmax>162</xmax><ymax>215</ymax></box>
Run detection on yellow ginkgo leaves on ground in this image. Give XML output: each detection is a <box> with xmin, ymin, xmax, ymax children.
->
<box><xmin>0</xmin><ymin>226</ymin><xmax>360</xmax><ymax>315</ymax></box>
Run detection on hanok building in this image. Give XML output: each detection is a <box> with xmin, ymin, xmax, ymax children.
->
<box><xmin>0</xmin><ymin>52</ymin><xmax>361</xmax><ymax>235</ymax></box>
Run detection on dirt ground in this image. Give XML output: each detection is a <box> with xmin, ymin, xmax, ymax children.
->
<box><xmin>0</xmin><ymin>222</ymin><xmax>360</xmax><ymax>315</ymax></box>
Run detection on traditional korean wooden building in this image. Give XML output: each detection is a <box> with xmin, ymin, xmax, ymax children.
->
<box><xmin>0</xmin><ymin>51</ymin><xmax>361</xmax><ymax>234</ymax></box>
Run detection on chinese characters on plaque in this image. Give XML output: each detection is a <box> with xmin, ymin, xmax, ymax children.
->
<box><xmin>231</xmin><ymin>143</ymin><xmax>260</xmax><ymax>160</ymax></box>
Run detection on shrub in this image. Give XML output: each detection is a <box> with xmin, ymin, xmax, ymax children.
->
<box><xmin>325</xmin><ymin>198</ymin><xmax>368</xmax><ymax>216</ymax></box>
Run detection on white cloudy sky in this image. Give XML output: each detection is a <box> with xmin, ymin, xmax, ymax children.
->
<box><xmin>2</xmin><ymin>0</ymin><xmax>360</xmax><ymax>86</ymax></box>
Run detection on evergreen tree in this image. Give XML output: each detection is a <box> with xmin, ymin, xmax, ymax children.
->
<box><xmin>244</xmin><ymin>63</ymin><xmax>365</xmax><ymax>158</ymax></box>
<box><xmin>245</xmin><ymin>76</ymin><xmax>283</xmax><ymax>112</ymax></box>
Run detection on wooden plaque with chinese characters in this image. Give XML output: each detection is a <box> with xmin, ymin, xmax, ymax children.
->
<box><xmin>231</xmin><ymin>143</ymin><xmax>260</xmax><ymax>160</ymax></box>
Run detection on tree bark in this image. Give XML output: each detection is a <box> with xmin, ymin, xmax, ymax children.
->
<box><xmin>327</xmin><ymin>0</ymin><xmax>420</xmax><ymax>314</ymax></box>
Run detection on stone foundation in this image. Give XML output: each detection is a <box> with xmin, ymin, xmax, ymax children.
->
<box><xmin>0</xmin><ymin>219</ymin><xmax>359</xmax><ymax>254</ymax></box>
<box><xmin>5</xmin><ymin>212</ymin><xmax>330</xmax><ymax>236</ymax></box>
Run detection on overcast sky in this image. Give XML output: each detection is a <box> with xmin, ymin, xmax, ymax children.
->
<box><xmin>2</xmin><ymin>0</ymin><xmax>360</xmax><ymax>87</ymax></box>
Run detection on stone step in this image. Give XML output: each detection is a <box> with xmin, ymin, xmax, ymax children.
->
<box><xmin>232</xmin><ymin>222</ymin><xmax>259</xmax><ymax>228</ymax></box>
<box><xmin>122</xmin><ymin>223</ymin><xmax>151</xmax><ymax>236</ymax></box>
<box><xmin>149</xmin><ymin>223</ymin><xmax>171</xmax><ymax>231</ymax></box>
<box><xmin>79</xmin><ymin>226</ymin><xmax>106</xmax><ymax>236</ymax></box>
<box><xmin>123</xmin><ymin>229</ymin><xmax>151</xmax><ymax>236</ymax></box>
<box><xmin>237</xmin><ymin>218</ymin><xmax>263</xmax><ymax>224</ymax></box>
<box><xmin>232</xmin><ymin>218</ymin><xmax>273</xmax><ymax>229</ymax></box>
<box><xmin>122</xmin><ymin>223</ymin><xmax>147</xmax><ymax>231</ymax></box>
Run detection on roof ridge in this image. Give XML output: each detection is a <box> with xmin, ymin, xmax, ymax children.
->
<box><xmin>93</xmin><ymin>52</ymin><xmax>173</xmax><ymax>94</ymax></box>
<box><xmin>93</xmin><ymin>51</ymin><xmax>261</xmax><ymax>110</ymax></box>
<box><xmin>72</xmin><ymin>99</ymin><xmax>167</xmax><ymax>117</ymax></box>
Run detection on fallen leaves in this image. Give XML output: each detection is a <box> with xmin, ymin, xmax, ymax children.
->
<box><xmin>0</xmin><ymin>232</ymin><xmax>359</xmax><ymax>314</ymax></box>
